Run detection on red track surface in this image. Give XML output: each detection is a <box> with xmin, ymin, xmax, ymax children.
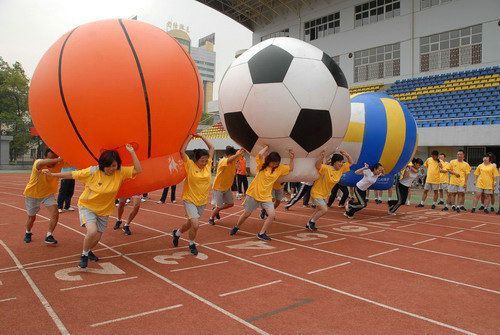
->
<box><xmin>0</xmin><ymin>173</ymin><xmax>499</xmax><ymax>334</ymax></box>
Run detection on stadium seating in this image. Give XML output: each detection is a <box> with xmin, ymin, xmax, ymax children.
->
<box><xmin>349</xmin><ymin>83</ymin><xmax>384</xmax><ymax>94</ymax></box>
<box><xmin>198</xmin><ymin>122</ymin><xmax>229</xmax><ymax>139</ymax></box>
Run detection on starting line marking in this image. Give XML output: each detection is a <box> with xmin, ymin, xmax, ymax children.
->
<box><xmin>313</xmin><ymin>238</ymin><xmax>347</xmax><ymax>246</ymax></box>
<box><xmin>0</xmin><ymin>297</ymin><xmax>17</xmax><ymax>303</ymax></box>
<box><xmin>170</xmin><ymin>261</ymin><xmax>228</xmax><ymax>273</ymax></box>
<box><xmin>412</xmin><ymin>238</ymin><xmax>437</xmax><ymax>246</ymax></box>
<box><xmin>397</xmin><ymin>223</ymin><xmax>417</xmax><ymax>229</ymax></box>
<box><xmin>60</xmin><ymin>276</ymin><xmax>138</xmax><ymax>292</ymax></box>
<box><xmin>252</xmin><ymin>248</ymin><xmax>296</xmax><ymax>258</ymax></box>
<box><xmin>445</xmin><ymin>230</ymin><xmax>465</xmax><ymax>237</ymax></box>
<box><xmin>307</xmin><ymin>262</ymin><xmax>351</xmax><ymax>275</ymax></box>
<box><xmin>360</xmin><ymin>230</ymin><xmax>386</xmax><ymax>236</ymax></box>
<box><xmin>90</xmin><ymin>304</ymin><xmax>183</xmax><ymax>328</ymax></box>
<box><xmin>368</xmin><ymin>248</ymin><xmax>400</xmax><ymax>258</ymax></box>
<box><xmin>219</xmin><ymin>280</ymin><xmax>282</xmax><ymax>297</ymax></box>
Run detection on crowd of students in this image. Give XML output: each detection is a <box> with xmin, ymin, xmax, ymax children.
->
<box><xmin>22</xmin><ymin>135</ymin><xmax>499</xmax><ymax>267</ymax></box>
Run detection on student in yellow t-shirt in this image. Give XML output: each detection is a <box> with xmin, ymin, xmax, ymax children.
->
<box><xmin>438</xmin><ymin>153</ymin><xmax>450</xmax><ymax>205</ymax></box>
<box><xmin>472</xmin><ymin>154</ymin><xmax>499</xmax><ymax>214</ymax></box>
<box><xmin>207</xmin><ymin>146</ymin><xmax>244</xmax><ymax>226</ymax></box>
<box><xmin>44</xmin><ymin>144</ymin><xmax>141</xmax><ymax>268</ymax></box>
<box><xmin>172</xmin><ymin>134</ymin><xmax>214</xmax><ymax>256</ymax></box>
<box><xmin>444</xmin><ymin>150</ymin><xmax>471</xmax><ymax>212</ymax></box>
<box><xmin>416</xmin><ymin>150</ymin><xmax>447</xmax><ymax>209</ymax></box>
<box><xmin>230</xmin><ymin>145</ymin><xmax>294</xmax><ymax>241</ymax></box>
<box><xmin>306</xmin><ymin>150</ymin><xmax>352</xmax><ymax>231</ymax></box>
<box><xmin>23</xmin><ymin>148</ymin><xmax>66</xmax><ymax>245</ymax></box>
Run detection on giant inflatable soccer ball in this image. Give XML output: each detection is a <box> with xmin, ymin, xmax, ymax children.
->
<box><xmin>338</xmin><ymin>92</ymin><xmax>418</xmax><ymax>190</ymax></box>
<box><xmin>218</xmin><ymin>37</ymin><xmax>350</xmax><ymax>181</ymax></box>
<box><xmin>29</xmin><ymin>19</ymin><xmax>203</xmax><ymax>197</ymax></box>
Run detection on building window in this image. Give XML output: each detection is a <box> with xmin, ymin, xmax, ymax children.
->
<box><xmin>420</xmin><ymin>24</ymin><xmax>481</xmax><ymax>72</ymax></box>
<box><xmin>260</xmin><ymin>28</ymin><xmax>290</xmax><ymax>41</ymax></box>
<box><xmin>304</xmin><ymin>12</ymin><xmax>340</xmax><ymax>42</ymax></box>
<box><xmin>354</xmin><ymin>0</ymin><xmax>400</xmax><ymax>28</ymax></box>
<box><xmin>354</xmin><ymin>43</ymin><xmax>400</xmax><ymax>82</ymax></box>
<box><xmin>420</xmin><ymin>0</ymin><xmax>452</xmax><ymax>10</ymax></box>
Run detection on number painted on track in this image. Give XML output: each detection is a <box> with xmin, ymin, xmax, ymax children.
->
<box><xmin>399</xmin><ymin>215</ymin><xmax>428</xmax><ymax>220</ymax></box>
<box><xmin>285</xmin><ymin>233</ymin><xmax>328</xmax><ymax>241</ymax></box>
<box><xmin>423</xmin><ymin>211</ymin><xmax>449</xmax><ymax>216</ymax></box>
<box><xmin>332</xmin><ymin>225</ymin><xmax>368</xmax><ymax>233</ymax></box>
<box><xmin>227</xmin><ymin>241</ymin><xmax>275</xmax><ymax>250</ymax></box>
<box><xmin>55</xmin><ymin>262</ymin><xmax>125</xmax><ymax>281</ymax></box>
<box><xmin>153</xmin><ymin>251</ymin><xmax>208</xmax><ymax>265</ymax></box>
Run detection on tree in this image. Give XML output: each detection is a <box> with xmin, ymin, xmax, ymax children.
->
<box><xmin>0</xmin><ymin>57</ymin><xmax>32</xmax><ymax>161</ymax></box>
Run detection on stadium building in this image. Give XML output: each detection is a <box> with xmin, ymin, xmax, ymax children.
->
<box><xmin>196</xmin><ymin>0</ymin><xmax>499</xmax><ymax>165</ymax></box>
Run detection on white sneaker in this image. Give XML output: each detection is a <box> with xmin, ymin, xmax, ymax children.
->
<box><xmin>66</xmin><ymin>207</ymin><xmax>75</xmax><ymax>212</ymax></box>
<box><xmin>406</xmin><ymin>200</ymin><xmax>410</xmax><ymax>206</ymax></box>
<box><xmin>58</xmin><ymin>209</ymin><xmax>63</xmax><ymax>213</ymax></box>
<box><xmin>141</xmin><ymin>198</ymin><xmax>147</xmax><ymax>202</ymax></box>
<box><xmin>157</xmin><ymin>201</ymin><xmax>164</xmax><ymax>204</ymax></box>
<box><xmin>172</xmin><ymin>200</ymin><xmax>177</xmax><ymax>204</ymax></box>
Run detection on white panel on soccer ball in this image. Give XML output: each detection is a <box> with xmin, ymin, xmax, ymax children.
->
<box><xmin>330</xmin><ymin>87</ymin><xmax>351</xmax><ymax>139</ymax></box>
<box><xmin>272</xmin><ymin>37</ymin><xmax>323</xmax><ymax>60</ymax></box>
<box><xmin>338</xmin><ymin>141</ymin><xmax>363</xmax><ymax>164</ymax></box>
<box><xmin>283</xmin><ymin>58</ymin><xmax>336</xmax><ymax>110</ymax></box>
<box><xmin>219</xmin><ymin>63</ymin><xmax>253</xmax><ymax>114</ymax></box>
<box><xmin>242</xmin><ymin>83</ymin><xmax>300</xmax><ymax>138</ymax></box>
<box><xmin>250</xmin><ymin>137</ymin><xmax>308</xmax><ymax>158</ymax></box>
<box><xmin>231</xmin><ymin>38</ymin><xmax>275</xmax><ymax>68</ymax></box>
<box><xmin>306</xmin><ymin>137</ymin><xmax>343</xmax><ymax>158</ymax></box>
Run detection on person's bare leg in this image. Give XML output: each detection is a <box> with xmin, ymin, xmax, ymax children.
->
<box><xmin>210</xmin><ymin>203</ymin><xmax>234</xmax><ymax>219</ymax></box>
<box><xmin>117</xmin><ymin>201</ymin><xmax>125</xmax><ymax>221</ymax></box>
<box><xmin>46</xmin><ymin>205</ymin><xmax>59</xmax><ymax>234</ymax></box>
<box><xmin>235</xmin><ymin>211</ymin><xmax>252</xmax><ymax>228</ymax></box>
<box><xmin>126</xmin><ymin>198</ymin><xmax>141</xmax><ymax>225</ymax></box>
<box><xmin>310</xmin><ymin>204</ymin><xmax>328</xmax><ymax>223</ymax></box>
<box><xmin>188</xmin><ymin>219</ymin><xmax>199</xmax><ymax>241</ymax></box>
<box><xmin>83</xmin><ymin>222</ymin><xmax>102</xmax><ymax>252</ymax></box>
<box><xmin>25</xmin><ymin>215</ymin><xmax>36</xmax><ymax>232</ymax></box>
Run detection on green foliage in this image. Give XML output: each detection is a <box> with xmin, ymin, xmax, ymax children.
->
<box><xmin>0</xmin><ymin>57</ymin><xmax>32</xmax><ymax>161</ymax></box>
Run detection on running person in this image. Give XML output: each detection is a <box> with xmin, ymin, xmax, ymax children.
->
<box><xmin>44</xmin><ymin>144</ymin><xmax>141</xmax><ymax>268</ymax></box>
<box><xmin>230</xmin><ymin>146</ymin><xmax>294</xmax><ymax>241</ymax></box>
<box><xmin>208</xmin><ymin>146</ymin><xmax>245</xmax><ymax>225</ymax></box>
<box><xmin>23</xmin><ymin>148</ymin><xmax>66</xmax><ymax>244</ymax></box>
<box><xmin>172</xmin><ymin>134</ymin><xmax>214</xmax><ymax>255</ymax></box>
<box><xmin>114</xmin><ymin>195</ymin><xmax>141</xmax><ymax>235</ymax></box>
<box><xmin>327</xmin><ymin>181</ymin><xmax>349</xmax><ymax>208</ymax></box>
<box><xmin>307</xmin><ymin>150</ymin><xmax>352</xmax><ymax>230</ymax></box>
<box><xmin>388</xmin><ymin>158</ymin><xmax>423</xmax><ymax>214</ymax></box>
<box><xmin>416</xmin><ymin>150</ymin><xmax>445</xmax><ymax>209</ymax></box>
<box><xmin>471</xmin><ymin>154</ymin><xmax>499</xmax><ymax>214</ymax></box>
<box><xmin>345</xmin><ymin>163</ymin><xmax>385</xmax><ymax>219</ymax></box>
<box><xmin>444</xmin><ymin>150</ymin><xmax>471</xmax><ymax>212</ymax></box>
<box><xmin>284</xmin><ymin>181</ymin><xmax>313</xmax><ymax>210</ymax></box>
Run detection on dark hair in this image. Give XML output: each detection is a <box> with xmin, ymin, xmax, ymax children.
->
<box><xmin>431</xmin><ymin>150</ymin><xmax>439</xmax><ymax>156</ymax></box>
<box><xmin>225</xmin><ymin>146</ymin><xmax>237</xmax><ymax>156</ymax></box>
<box><xmin>487</xmin><ymin>152</ymin><xmax>496</xmax><ymax>163</ymax></box>
<box><xmin>260</xmin><ymin>152</ymin><xmax>281</xmax><ymax>172</ymax></box>
<box><xmin>44</xmin><ymin>148</ymin><xmax>55</xmax><ymax>157</ymax></box>
<box><xmin>98</xmin><ymin>150</ymin><xmax>121</xmax><ymax>171</ymax></box>
<box><xmin>412</xmin><ymin>158</ymin><xmax>423</xmax><ymax>166</ymax></box>
<box><xmin>370</xmin><ymin>163</ymin><xmax>383</xmax><ymax>171</ymax></box>
<box><xmin>330</xmin><ymin>153</ymin><xmax>344</xmax><ymax>166</ymax></box>
<box><xmin>193</xmin><ymin>149</ymin><xmax>209</xmax><ymax>162</ymax></box>
<box><xmin>439</xmin><ymin>153</ymin><xmax>446</xmax><ymax>157</ymax></box>
<box><xmin>457</xmin><ymin>149</ymin><xmax>465</xmax><ymax>154</ymax></box>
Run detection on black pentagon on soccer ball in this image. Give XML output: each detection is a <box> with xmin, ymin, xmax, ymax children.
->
<box><xmin>223</xmin><ymin>112</ymin><xmax>258</xmax><ymax>152</ymax></box>
<box><xmin>290</xmin><ymin>109</ymin><xmax>333</xmax><ymax>153</ymax></box>
<box><xmin>322</xmin><ymin>52</ymin><xmax>348</xmax><ymax>89</ymax></box>
<box><xmin>248</xmin><ymin>45</ymin><xmax>293</xmax><ymax>84</ymax></box>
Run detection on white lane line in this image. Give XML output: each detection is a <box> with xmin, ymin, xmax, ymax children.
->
<box><xmin>219</xmin><ymin>280</ymin><xmax>282</xmax><ymax>297</ymax></box>
<box><xmin>313</xmin><ymin>238</ymin><xmax>346</xmax><ymax>246</ymax></box>
<box><xmin>368</xmin><ymin>248</ymin><xmax>400</xmax><ymax>258</ymax></box>
<box><xmin>412</xmin><ymin>238</ymin><xmax>437</xmax><ymax>246</ymax></box>
<box><xmin>0</xmin><ymin>297</ymin><xmax>17</xmax><ymax>303</ymax></box>
<box><xmin>471</xmin><ymin>223</ymin><xmax>486</xmax><ymax>229</ymax></box>
<box><xmin>90</xmin><ymin>304</ymin><xmax>183</xmax><ymax>327</ymax></box>
<box><xmin>445</xmin><ymin>230</ymin><xmax>464</xmax><ymax>237</ymax></box>
<box><xmin>360</xmin><ymin>230</ymin><xmax>386</xmax><ymax>236</ymax></box>
<box><xmin>26</xmin><ymin>256</ymin><xmax>120</xmax><ymax>271</ymax></box>
<box><xmin>170</xmin><ymin>261</ymin><xmax>229</xmax><ymax>273</ymax></box>
<box><xmin>204</xmin><ymin>245</ymin><xmax>477</xmax><ymax>335</ymax></box>
<box><xmin>367</xmin><ymin>222</ymin><xmax>392</xmax><ymax>227</ymax></box>
<box><xmin>307</xmin><ymin>262</ymin><xmax>351</xmax><ymax>275</ymax></box>
<box><xmin>0</xmin><ymin>240</ymin><xmax>69</xmax><ymax>335</ymax></box>
<box><xmin>252</xmin><ymin>248</ymin><xmax>296</xmax><ymax>258</ymax></box>
<box><xmin>61</xmin><ymin>276</ymin><xmax>138</xmax><ymax>292</ymax></box>
<box><xmin>397</xmin><ymin>223</ymin><xmax>417</xmax><ymax>229</ymax></box>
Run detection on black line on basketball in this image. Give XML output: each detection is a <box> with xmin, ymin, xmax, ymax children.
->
<box><xmin>58</xmin><ymin>27</ymin><xmax>99</xmax><ymax>162</ymax></box>
<box><xmin>119</xmin><ymin>19</ymin><xmax>152</xmax><ymax>158</ymax></box>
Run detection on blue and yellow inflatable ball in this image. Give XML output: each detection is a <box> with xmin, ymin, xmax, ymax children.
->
<box><xmin>338</xmin><ymin>92</ymin><xmax>418</xmax><ymax>190</ymax></box>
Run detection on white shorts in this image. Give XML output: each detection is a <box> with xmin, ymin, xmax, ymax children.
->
<box><xmin>424</xmin><ymin>183</ymin><xmax>440</xmax><ymax>191</ymax></box>
<box><xmin>439</xmin><ymin>183</ymin><xmax>448</xmax><ymax>191</ymax></box>
<box><xmin>243</xmin><ymin>196</ymin><xmax>274</xmax><ymax>212</ymax></box>
<box><xmin>25</xmin><ymin>195</ymin><xmax>56</xmax><ymax>216</ymax></box>
<box><xmin>312</xmin><ymin>198</ymin><xmax>327</xmax><ymax>207</ymax></box>
<box><xmin>448</xmin><ymin>185</ymin><xmax>466</xmax><ymax>193</ymax></box>
<box><xmin>183</xmin><ymin>201</ymin><xmax>206</xmax><ymax>220</ymax></box>
<box><xmin>211</xmin><ymin>190</ymin><xmax>234</xmax><ymax>208</ymax></box>
<box><xmin>78</xmin><ymin>206</ymin><xmax>109</xmax><ymax>232</ymax></box>
<box><xmin>476</xmin><ymin>188</ymin><xmax>493</xmax><ymax>195</ymax></box>
<box><xmin>272</xmin><ymin>189</ymin><xmax>284</xmax><ymax>201</ymax></box>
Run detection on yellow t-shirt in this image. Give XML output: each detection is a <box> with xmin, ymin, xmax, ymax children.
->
<box><xmin>247</xmin><ymin>162</ymin><xmax>290</xmax><ymax>202</ymax></box>
<box><xmin>448</xmin><ymin>160</ymin><xmax>471</xmax><ymax>187</ymax></box>
<box><xmin>255</xmin><ymin>155</ymin><xmax>283</xmax><ymax>190</ymax></box>
<box><xmin>182</xmin><ymin>158</ymin><xmax>213</xmax><ymax>206</ymax></box>
<box><xmin>310</xmin><ymin>162</ymin><xmax>351</xmax><ymax>200</ymax></box>
<box><xmin>439</xmin><ymin>161</ymin><xmax>450</xmax><ymax>184</ymax></box>
<box><xmin>424</xmin><ymin>157</ymin><xmax>441</xmax><ymax>184</ymax></box>
<box><xmin>212</xmin><ymin>157</ymin><xmax>237</xmax><ymax>192</ymax></box>
<box><xmin>23</xmin><ymin>159</ymin><xmax>65</xmax><ymax>199</ymax></box>
<box><xmin>73</xmin><ymin>166</ymin><xmax>134</xmax><ymax>216</ymax></box>
<box><xmin>474</xmin><ymin>163</ymin><xmax>499</xmax><ymax>190</ymax></box>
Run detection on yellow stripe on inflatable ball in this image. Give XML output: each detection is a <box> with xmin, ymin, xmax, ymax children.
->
<box><xmin>343</xmin><ymin>122</ymin><xmax>364</xmax><ymax>143</ymax></box>
<box><xmin>379</xmin><ymin>98</ymin><xmax>406</xmax><ymax>171</ymax></box>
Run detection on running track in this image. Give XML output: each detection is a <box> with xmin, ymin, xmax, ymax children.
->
<box><xmin>0</xmin><ymin>173</ymin><xmax>499</xmax><ymax>334</ymax></box>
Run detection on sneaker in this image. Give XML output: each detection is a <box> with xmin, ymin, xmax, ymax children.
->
<box><xmin>284</xmin><ymin>205</ymin><xmax>290</xmax><ymax>211</ymax></box>
<box><xmin>431</xmin><ymin>204</ymin><xmax>436</xmax><ymax>209</ymax></box>
<box><xmin>302</xmin><ymin>204</ymin><xmax>309</xmax><ymax>208</ymax></box>
<box><xmin>208</xmin><ymin>218</ymin><xmax>216</xmax><ymax>226</ymax></box>
<box><xmin>189</xmin><ymin>243</ymin><xmax>198</xmax><ymax>256</ymax></box>
<box><xmin>126</xmin><ymin>198</ymin><xmax>131</xmax><ymax>204</ymax></box>
<box><xmin>451</xmin><ymin>205</ymin><xmax>456</xmax><ymax>210</ymax></box>
<box><xmin>79</xmin><ymin>254</ymin><xmax>89</xmax><ymax>269</ymax></box>
<box><xmin>455</xmin><ymin>208</ymin><xmax>460</xmax><ymax>213</ymax></box>
<box><xmin>113</xmin><ymin>220</ymin><xmax>122</xmax><ymax>230</ymax></box>
<box><xmin>337</xmin><ymin>203</ymin><xmax>345</xmax><ymax>208</ymax></box>
<box><xmin>257</xmin><ymin>233</ymin><xmax>271</xmax><ymax>241</ymax></box>
<box><xmin>123</xmin><ymin>225</ymin><xmax>131</xmax><ymax>235</ymax></box>
<box><xmin>416</xmin><ymin>204</ymin><xmax>424</xmax><ymax>208</ymax></box>
<box><xmin>306</xmin><ymin>221</ymin><xmax>317</xmax><ymax>231</ymax></box>
<box><xmin>490</xmin><ymin>207</ymin><xmax>494</xmax><ymax>212</ymax></box>
<box><xmin>141</xmin><ymin>198</ymin><xmax>147</xmax><ymax>202</ymax></box>
<box><xmin>471</xmin><ymin>208</ymin><xmax>476</xmax><ymax>213</ymax></box>
<box><xmin>229</xmin><ymin>226</ymin><xmax>239</xmax><ymax>236</ymax></box>
<box><xmin>442</xmin><ymin>207</ymin><xmax>448</xmax><ymax>211</ymax></box>
<box><xmin>24</xmin><ymin>232</ymin><xmax>32</xmax><ymax>243</ymax></box>
<box><xmin>459</xmin><ymin>206</ymin><xmax>467</xmax><ymax>211</ymax></box>
<box><xmin>388</xmin><ymin>211</ymin><xmax>396</xmax><ymax>215</ymax></box>
<box><xmin>496</xmin><ymin>210</ymin><xmax>500</xmax><ymax>215</ymax></box>
<box><xmin>88</xmin><ymin>250</ymin><xmax>99</xmax><ymax>262</ymax></box>
<box><xmin>58</xmin><ymin>209</ymin><xmax>63</xmax><ymax>213</ymax></box>
<box><xmin>215</xmin><ymin>212</ymin><xmax>221</xmax><ymax>220</ymax></box>
<box><xmin>311</xmin><ymin>204</ymin><xmax>316</xmax><ymax>208</ymax></box>
<box><xmin>343</xmin><ymin>212</ymin><xmax>353</xmax><ymax>219</ymax></box>
<box><xmin>437</xmin><ymin>200</ymin><xmax>444</xmax><ymax>205</ymax></box>
<box><xmin>406</xmin><ymin>200</ymin><xmax>411</xmax><ymax>206</ymax></box>
<box><xmin>484</xmin><ymin>209</ymin><xmax>489</xmax><ymax>214</ymax></box>
<box><xmin>172</xmin><ymin>230</ymin><xmax>180</xmax><ymax>247</ymax></box>
<box><xmin>45</xmin><ymin>235</ymin><xmax>58</xmax><ymax>244</ymax></box>
<box><xmin>157</xmin><ymin>200</ymin><xmax>165</xmax><ymax>204</ymax></box>
<box><xmin>172</xmin><ymin>200</ymin><xmax>177</xmax><ymax>204</ymax></box>
<box><xmin>260</xmin><ymin>209</ymin><xmax>267</xmax><ymax>220</ymax></box>
<box><xmin>478</xmin><ymin>205</ymin><xmax>485</xmax><ymax>210</ymax></box>
<box><xmin>66</xmin><ymin>207</ymin><xmax>75</xmax><ymax>212</ymax></box>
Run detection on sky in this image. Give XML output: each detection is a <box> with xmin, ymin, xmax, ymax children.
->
<box><xmin>0</xmin><ymin>0</ymin><xmax>253</xmax><ymax>98</ymax></box>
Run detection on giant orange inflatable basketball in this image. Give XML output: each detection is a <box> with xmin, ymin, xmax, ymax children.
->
<box><xmin>29</xmin><ymin>19</ymin><xmax>202</xmax><ymax>197</ymax></box>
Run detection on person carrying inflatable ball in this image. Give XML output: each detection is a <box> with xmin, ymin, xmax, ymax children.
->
<box><xmin>43</xmin><ymin>144</ymin><xmax>141</xmax><ymax>268</ymax></box>
<box><xmin>345</xmin><ymin>163</ymin><xmax>385</xmax><ymax>219</ymax></box>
